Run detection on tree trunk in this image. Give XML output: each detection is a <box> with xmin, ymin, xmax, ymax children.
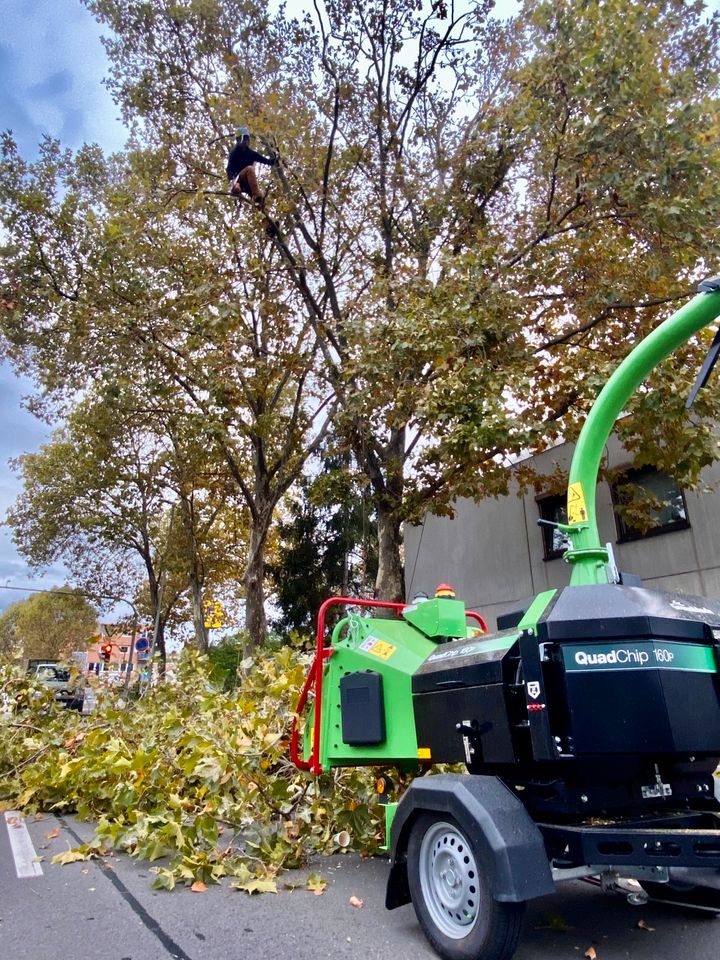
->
<box><xmin>368</xmin><ymin>426</ymin><xmax>406</xmax><ymax>602</ymax></box>
<box><xmin>375</xmin><ymin>504</ymin><xmax>404</xmax><ymax>601</ymax></box>
<box><xmin>155</xmin><ymin>618</ymin><xmax>167</xmax><ymax>677</ymax></box>
<box><xmin>189</xmin><ymin>574</ymin><xmax>208</xmax><ymax>653</ymax></box>
<box><xmin>244</xmin><ymin>525</ymin><xmax>268</xmax><ymax>650</ymax></box>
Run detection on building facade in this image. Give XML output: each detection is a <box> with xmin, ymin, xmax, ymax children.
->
<box><xmin>405</xmin><ymin>435</ymin><xmax>720</xmax><ymax>632</ymax></box>
<box><xmin>82</xmin><ymin>625</ymin><xmax>150</xmax><ymax>681</ymax></box>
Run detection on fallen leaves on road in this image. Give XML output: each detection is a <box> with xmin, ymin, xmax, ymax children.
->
<box><xmin>191</xmin><ymin>880</ymin><xmax>208</xmax><ymax>893</ymax></box>
<box><xmin>637</xmin><ymin>919</ymin><xmax>655</xmax><ymax>932</ymax></box>
<box><xmin>52</xmin><ymin>849</ymin><xmax>88</xmax><ymax>865</ymax></box>
<box><xmin>233</xmin><ymin>878</ymin><xmax>278</xmax><ymax>895</ymax></box>
<box><xmin>44</xmin><ymin>828</ymin><xmax>59</xmax><ymax>840</ymax></box>
<box><xmin>349</xmin><ymin>895</ymin><xmax>364</xmax><ymax>908</ymax></box>
<box><xmin>306</xmin><ymin>873</ymin><xmax>327</xmax><ymax>895</ymax></box>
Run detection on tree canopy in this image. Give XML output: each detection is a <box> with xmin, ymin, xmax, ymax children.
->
<box><xmin>2</xmin><ymin>0</ymin><xmax>720</xmax><ymax>643</ymax></box>
<box><xmin>0</xmin><ymin>590</ymin><xmax>98</xmax><ymax>662</ymax></box>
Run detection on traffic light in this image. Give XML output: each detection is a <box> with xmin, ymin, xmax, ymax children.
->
<box><xmin>99</xmin><ymin>643</ymin><xmax>113</xmax><ymax>662</ymax></box>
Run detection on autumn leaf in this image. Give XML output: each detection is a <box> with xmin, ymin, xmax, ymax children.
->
<box><xmin>637</xmin><ymin>919</ymin><xmax>655</xmax><ymax>932</ymax></box>
<box><xmin>306</xmin><ymin>873</ymin><xmax>327</xmax><ymax>895</ymax></box>
<box><xmin>44</xmin><ymin>828</ymin><xmax>60</xmax><ymax>840</ymax></box>
<box><xmin>349</xmin><ymin>895</ymin><xmax>364</xmax><ymax>908</ymax></box>
<box><xmin>233</xmin><ymin>878</ymin><xmax>278</xmax><ymax>895</ymax></box>
<box><xmin>52</xmin><ymin>849</ymin><xmax>88</xmax><ymax>865</ymax></box>
<box><xmin>191</xmin><ymin>880</ymin><xmax>208</xmax><ymax>893</ymax></box>
<box><xmin>585</xmin><ymin>947</ymin><xmax>597</xmax><ymax>960</ymax></box>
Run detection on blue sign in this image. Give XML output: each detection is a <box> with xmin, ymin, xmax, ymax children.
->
<box><xmin>135</xmin><ymin>635</ymin><xmax>149</xmax><ymax>653</ymax></box>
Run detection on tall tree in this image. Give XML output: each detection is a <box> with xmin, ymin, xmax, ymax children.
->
<box><xmin>3</xmin><ymin>0</ymin><xmax>720</xmax><ymax>631</ymax></box>
<box><xmin>4</xmin><ymin>388</ymin><xmax>242</xmax><ymax>659</ymax></box>
<box><xmin>0</xmin><ymin>124</ymin><xmax>333</xmax><ymax>646</ymax></box>
<box><xmin>81</xmin><ymin>0</ymin><xmax>720</xmax><ymax>597</ymax></box>
<box><xmin>268</xmin><ymin>458</ymin><xmax>378</xmax><ymax>631</ymax></box>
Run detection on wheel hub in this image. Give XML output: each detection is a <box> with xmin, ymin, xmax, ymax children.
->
<box><xmin>419</xmin><ymin>821</ymin><xmax>480</xmax><ymax>939</ymax></box>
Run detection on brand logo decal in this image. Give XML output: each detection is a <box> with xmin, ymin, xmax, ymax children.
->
<box><xmin>574</xmin><ymin>648</ymin><xmax>651</xmax><ymax>666</ymax></box>
<box><xmin>527</xmin><ymin>681</ymin><xmax>541</xmax><ymax>699</ymax></box>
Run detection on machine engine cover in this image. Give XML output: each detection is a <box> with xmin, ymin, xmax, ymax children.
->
<box><xmin>538</xmin><ymin>585</ymin><xmax>720</xmax><ymax>756</ymax></box>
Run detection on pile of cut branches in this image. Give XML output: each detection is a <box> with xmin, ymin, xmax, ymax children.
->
<box><xmin>0</xmin><ymin>648</ymin><xmax>383</xmax><ymax>890</ymax></box>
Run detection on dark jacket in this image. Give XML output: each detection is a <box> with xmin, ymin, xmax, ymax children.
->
<box><xmin>226</xmin><ymin>142</ymin><xmax>276</xmax><ymax>180</ymax></box>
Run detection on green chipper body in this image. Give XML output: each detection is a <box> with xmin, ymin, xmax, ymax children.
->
<box><xmin>293</xmin><ymin>595</ymin><xmax>489</xmax><ymax>772</ymax></box>
<box><xmin>289</xmin><ymin>278</ymin><xmax>720</xmax><ymax>960</ymax></box>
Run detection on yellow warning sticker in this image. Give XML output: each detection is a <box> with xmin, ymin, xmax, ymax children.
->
<box><xmin>368</xmin><ymin>640</ymin><xmax>396</xmax><ymax>660</ymax></box>
<box><xmin>417</xmin><ymin>747</ymin><xmax>432</xmax><ymax>760</ymax></box>
<box><xmin>567</xmin><ymin>482</ymin><xmax>588</xmax><ymax>524</ymax></box>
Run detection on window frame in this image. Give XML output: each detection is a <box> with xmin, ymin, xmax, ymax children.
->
<box><xmin>611</xmin><ymin>465</ymin><xmax>690</xmax><ymax>544</ymax></box>
<box><xmin>537</xmin><ymin>493</ymin><xmax>571</xmax><ymax>561</ymax></box>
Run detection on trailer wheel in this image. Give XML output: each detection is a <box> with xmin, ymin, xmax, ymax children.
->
<box><xmin>407</xmin><ymin>813</ymin><xmax>525</xmax><ymax>960</ymax></box>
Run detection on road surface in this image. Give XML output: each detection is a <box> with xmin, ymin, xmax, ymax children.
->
<box><xmin>1</xmin><ymin>811</ymin><xmax>718</xmax><ymax>959</ymax></box>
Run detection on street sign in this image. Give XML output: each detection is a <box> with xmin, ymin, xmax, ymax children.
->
<box><xmin>203</xmin><ymin>600</ymin><xmax>224</xmax><ymax>629</ymax></box>
<box><xmin>135</xmin><ymin>635</ymin><xmax>149</xmax><ymax>653</ymax></box>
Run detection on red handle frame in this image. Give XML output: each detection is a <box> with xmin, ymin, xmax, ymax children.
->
<box><xmin>467</xmin><ymin>610</ymin><xmax>489</xmax><ymax>632</ymax></box>
<box><xmin>290</xmin><ymin>597</ymin><xmax>407</xmax><ymax>773</ymax></box>
<box><xmin>289</xmin><ymin>598</ymin><xmax>489</xmax><ymax>774</ymax></box>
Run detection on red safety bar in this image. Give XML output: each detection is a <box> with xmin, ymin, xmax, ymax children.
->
<box><xmin>290</xmin><ymin>597</ymin><xmax>407</xmax><ymax>774</ymax></box>
<box><xmin>467</xmin><ymin>610</ymin><xmax>489</xmax><ymax>633</ymax></box>
<box><xmin>290</xmin><ymin>597</ymin><xmax>490</xmax><ymax>774</ymax></box>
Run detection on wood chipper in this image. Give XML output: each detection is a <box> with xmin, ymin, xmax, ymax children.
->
<box><xmin>291</xmin><ymin>277</ymin><xmax>720</xmax><ymax>960</ymax></box>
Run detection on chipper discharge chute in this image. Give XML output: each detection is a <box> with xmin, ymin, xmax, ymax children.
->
<box><xmin>291</xmin><ymin>277</ymin><xmax>720</xmax><ymax>960</ymax></box>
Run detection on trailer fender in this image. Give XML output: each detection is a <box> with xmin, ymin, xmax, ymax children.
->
<box><xmin>385</xmin><ymin>774</ymin><xmax>554</xmax><ymax>908</ymax></box>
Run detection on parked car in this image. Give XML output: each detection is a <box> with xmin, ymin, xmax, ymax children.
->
<box><xmin>27</xmin><ymin>660</ymin><xmax>84</xmax><ymax>711</ymax></box>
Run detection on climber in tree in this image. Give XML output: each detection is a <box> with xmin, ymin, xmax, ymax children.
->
<box><xmin>226</xmin><ymin>126</ymin><xmax>277</xmax><ymax>205</ymax></box>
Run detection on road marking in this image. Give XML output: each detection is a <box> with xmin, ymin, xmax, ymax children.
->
<box><xmin>4</xmin><ymin>811</ymin><xmax>43</xmax><ymax>878</ymax></box>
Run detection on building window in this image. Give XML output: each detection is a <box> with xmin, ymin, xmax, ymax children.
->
<box><xmin>538</xmin><ymin>494</ymin><xmax>572</xmax><ymax>560</ymax></box>
<box><xmin>612</xmin><ymin>466</ymin><xmax>689</xmax><ymax>542</ymax></box>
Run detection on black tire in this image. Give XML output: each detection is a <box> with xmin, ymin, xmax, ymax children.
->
<box><xmin>641</xmin><ymin>881</ymin><xmax>720</xmax><ymax>915</ymax></box>
<box><xmin>406</xmin><ymin>813</ymin><xmax>526</xmax><ymax>960</ymax></box>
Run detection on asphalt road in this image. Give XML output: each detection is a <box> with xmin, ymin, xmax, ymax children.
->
<box><xmin>2</xmin><ymin>811</ymin><xmax>719</xmax><ymax>960</ymax></box>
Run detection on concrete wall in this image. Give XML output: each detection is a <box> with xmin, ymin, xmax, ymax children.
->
<box><xmin>404</xmin><ymin>436</ymin><xmax>720</xmax><ymax>631</ymax></box>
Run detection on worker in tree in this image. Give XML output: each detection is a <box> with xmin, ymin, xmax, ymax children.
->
<box><xmin>226</xmin><ymin>126</ymin><xmax>277</xmax><ymax>205</ymax></box>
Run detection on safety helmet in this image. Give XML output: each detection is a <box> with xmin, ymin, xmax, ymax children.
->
<box><xmin>236</xmin><ymin>126</ymin><xmax>250</xmax><ymax>139</ymax></box>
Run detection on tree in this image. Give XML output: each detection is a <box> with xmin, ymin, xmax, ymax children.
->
<box><xmin>4</xmin><ymin>387</ymin><xmax>244</xmax><ymax>661</ymax></box>
<box><xmin>3</xmin><ymin>590</ymin><xmax>97</xmax><ymax>661</ymax></box>
<box><xmin>268</xmin><ymin>461</ymin><xmax>378</xmax><ymax>632</ymax></box>
<box><xmin>0</xmin><ymin>124</ymin><xmax>333</xmax><ymax>648</ymax></box>
<box><xmin>80</xmin><ymin>0</ymin><xmax>720</xmax><ymax>598</ymax></box>
<box><xmin>3</xmin><ymin>0</ymin><xmax>720</xmax><ymax>633</ymax></box>
<box><xmin>0</xmin><ymin>603</ymin><xmax>22</xmax><ymax>659</ymax></box>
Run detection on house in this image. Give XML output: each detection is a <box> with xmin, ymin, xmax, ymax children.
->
<box><xmin>83</xmin><ymin>624</ymin><xmax>151</xmax><ymax>682</ymax></box>
<box><xmin>404</xmin><ymin>434</ymin><xmax>720</xmax><ymax>631</ymax></box>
